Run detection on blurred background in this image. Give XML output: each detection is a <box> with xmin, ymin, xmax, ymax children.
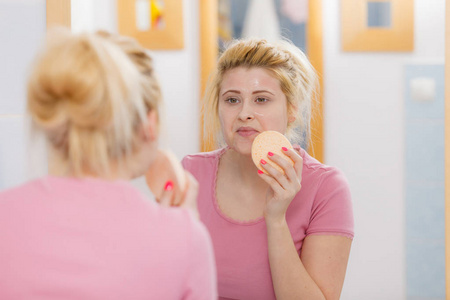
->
<box><xmin>0</xmin><ymin>0</ymin><xmax>446</xmax><ymax>299</ymax></box>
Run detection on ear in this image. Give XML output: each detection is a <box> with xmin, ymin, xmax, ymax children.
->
<box><xmin>288</xmin><ymin>114</ymin><xmax>296</xmax><ymax>124</ymax></box>
<box><xmin>142</xmin><ymin>109</ymin><xmax>159</xmax><ymax>141</ymax></box>
<box><xmin>288</xmin><ymin>110</ymin><xmax>297</xmax><ymax>124</ymax></box>
<box><xmin>287</xmin><ymin>102</ymin><xmax>298</xmax><ymax>124</ymax></box>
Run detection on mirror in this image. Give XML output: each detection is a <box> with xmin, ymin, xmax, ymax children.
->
<box><xmin>205</xmin><ymin>0</ymin><xmax>446</xmax><ymax>299</ymax></box>
<box><xmin>367</xmin><ymin>1</ymin><xmax>392</xmax><ymax>28</ymax></box>
<box><xmin>47</xmin><ymin>0</ymin><xmax>447</xmax><ymax>299</ymax></box>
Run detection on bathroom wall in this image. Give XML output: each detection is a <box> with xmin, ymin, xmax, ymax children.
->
<box><xmin>323</xmin><ymin>0</ymin><xmax>445</xmax><ymax>299</ymax></box>
<box><xmin>0</xmin><ymin>0</ymin><xmax>47</xmax><ymax>190</ymax></box>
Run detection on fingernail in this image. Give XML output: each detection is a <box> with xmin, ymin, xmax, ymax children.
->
<box><xmin>164</xmin><ymin>180</ymin><xmax>174</xmax><ymax>191</ymax></box>
<box><xmin>268</xmin><ymin>152</ymin><xmax>274</xmax><ymax>156</ymax></box>
<box><xmin>257</xmin><ymin>170</ymin><xmax>264</xmax><ymax>174</ymax></box>
<box><xmin>282</xmin><ymin>147</ymin><xmax>288</xmax><ymax>151</ymax></box>
<box><xmin>260</xmin><ymin>159</ymin><xmax>267</xmax><ymax>165</ymax></box>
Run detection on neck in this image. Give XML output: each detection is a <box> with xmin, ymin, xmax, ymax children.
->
<box><xmin>48</xmin><ymin>140</ymin><xmax>157</xmax><ymax>181</ymax></box>
<box><xmin>48</xmin><ymin>160</ymin><xmax>134</xmax><ymax>181</ymax></box>
<box><xmin>48</xmin><ymin>150</ymin><xmax>151</xmax><ymax>181</ymax></box>
<box><xmin>221</xmin><ymin>148</ymin><xmax>268</xmax><ymax>188</ymax></box>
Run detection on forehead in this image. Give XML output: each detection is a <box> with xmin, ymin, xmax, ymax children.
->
<box><xmin>220</xmin><ymin>67</ymin><xmax>281</xmax><ymax>92</ymax></box>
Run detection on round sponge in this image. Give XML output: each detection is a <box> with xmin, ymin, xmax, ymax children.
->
<box><xmin>251</xmin><ymin>131</ymin><xmax>294</xmax><ymax>174</ymax></box>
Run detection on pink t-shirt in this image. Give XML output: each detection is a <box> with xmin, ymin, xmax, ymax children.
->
<box><xmin>0</xmin><ymin>176</ymin><xmax>217</xmax><ymax>300</ymax></box>
<box><xmin>182</xmin><ymin>147</ymin><xmax>354</xmax><ymax>300</ymax></box>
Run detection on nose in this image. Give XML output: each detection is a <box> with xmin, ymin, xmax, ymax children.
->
<box><xmin>238</xmin><ymin>102</ymin><xmax>255</xmax><ymax>121</ymax></box>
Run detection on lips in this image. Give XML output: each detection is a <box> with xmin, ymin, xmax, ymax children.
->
<box><xmin>237</xmin><ymin>127</ymin><xmax>259</xmax><ymax>137</ymax></box>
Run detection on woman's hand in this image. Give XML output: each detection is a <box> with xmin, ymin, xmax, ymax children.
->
<box><xmin>258</xmin><ymin>148</ymin><xmax>303</xmax><ymax>224</ymax></box>
<box><xmin>158</xmin><ymin>171</ymin><xmax>199</xmax><ymax>218</ymax></box>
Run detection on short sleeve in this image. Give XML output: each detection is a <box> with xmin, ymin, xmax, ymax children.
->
<box><xmin>182</xmin><ymin>212</ymin><xmax>217</xmax><ymax>300</ymax></box>
<box><xmin>181</xmin><ymin>156</ymin><xmax>191</xmax><ymax>171</ymax></box>
<box><xmin>306</xmin><ymin>168</ymin><xmax>354</xmax><ymax>239</ymax></box>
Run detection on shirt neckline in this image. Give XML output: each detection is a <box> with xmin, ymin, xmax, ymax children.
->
<box><xmin>211</xmin><ymin>147</ymin><xmax>265</xmax><ymax>226</ymax></box>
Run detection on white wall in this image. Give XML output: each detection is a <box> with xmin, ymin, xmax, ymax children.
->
<box><xmin>0</xmin><ymin>0</ymin><xmax>47</xmax><ymax>190</ymax></box>
<box><xmin>323</xmin><ymin>0</ymin><xmax>445</xmax><ymax>299</ymax></box>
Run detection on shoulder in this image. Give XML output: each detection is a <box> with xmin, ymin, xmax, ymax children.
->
<box><xmin>298</xmin><ymin>147</ymin><xmax>349</xmax><ymax>187</ymax></box>
<box><xmin>182</xmin><ymin>148</ymin><xmax>225</xmax><ymax>172</ymax></box>
<box><xmin>294</xmin><ymin>151</ymin><xmax>354</xmax><ymax>237</ymax></box>
<box><xmin>0</xmin><ymin>178</ymin><xmax>43</xmax><ymax>205</ymax></box>
<box><xmin>182</xmin><ymin>148</ymin><xmax>224</xmax><ymax>163</ymax></box>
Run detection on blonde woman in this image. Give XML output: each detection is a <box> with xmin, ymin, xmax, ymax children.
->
<box><xmin>182</xmin><ymin>38</ymin><xmax>354</xmax><ymax>300</ymax></box>
<box><xmin>0</xmin><ymin>31</ymin><xmax>216</xmax><ymax>299</ymax></box>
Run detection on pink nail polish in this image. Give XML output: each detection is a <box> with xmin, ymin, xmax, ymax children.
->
<box><xmin>282</xmin><ymin>147</ymin><xmax>288</xmax><ymax>151</ymax></box>
<box><xmin>260</xmin><ymin>159</ymin><xmax>267</xmax><ymax>165</ymax></box>
<box><xmin>268</xmin><ymin>152</ymin><xmax>274</xmax><ymax>156</ymax></box>
<box><xmin>164</xmin><ymin>180</ymin><xmax>174</xmax><ymax>191</ymax></box>
<box><xmin>257</xmin><ymin>170</ymin><xmax>264</xmax><ymax>174</ymax></box>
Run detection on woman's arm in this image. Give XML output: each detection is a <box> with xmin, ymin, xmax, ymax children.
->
<box><xmin>267</xmin><ymin>220</ymin><xmax>352</xmax><ymax>300</ymax></box>
<box><xmin>259</xmin><ymin>148</ymin><xmax>352</xmax><ymax>299</ymax></box>
<box><xmin>300</xmin><ymin>235</ymin><xmax>352</xmax><ymax>299</ymax></box>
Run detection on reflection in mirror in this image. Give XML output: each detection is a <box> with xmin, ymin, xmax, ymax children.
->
<box><xmin>218</xmin><ymin>0</ymin><xmax>307</xmax><ymax>52</ymax></box>
<box><xmin>135</xmin><ymin>0</ymin><xmax>151</xmax><ymax>31</ymax></box>
<box><xmin>135</xmin><ymin>0</ymin><xmax>165</xmax><ymax>31</ymax></box>
<box><xmin>367</xmin><ymin>1</ymin><xmax>392</xmax><ymax>28</ymax></box>
<box><xmin>212</xmin><ymin>0</ymin><xmax>446</xmax><ymax>299</ymax></box>
<box><xmin>405</xmin><ymin>63</ymin><xmax>445</xmax><ymax>298</ymax></box>
<box><xmin>218</xmin><ymin>0</ymin><xmax>310</xmax><ymax>152</ymax></box>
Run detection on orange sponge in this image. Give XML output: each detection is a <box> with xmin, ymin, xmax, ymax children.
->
<box><xmin>251</xmin><ymin>131</ymin><xmax>294</xmax><ymax>174</ymax></box>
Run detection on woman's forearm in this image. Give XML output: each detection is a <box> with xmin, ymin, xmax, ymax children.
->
<box><xmin>266</xmin><ymin>219</ymin><xmax>325</xmax><ymax>300</ymax></box>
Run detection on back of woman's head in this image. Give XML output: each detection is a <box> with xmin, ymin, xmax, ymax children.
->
<box><xmin>27</xmin><ymin>30</ymin><xmax>161</xmax><ymax>177</ymax></box>
<box><xmin>203</xmin><ymin>38</ymin><xmax>318</xmax><ymax>147</ymax></box>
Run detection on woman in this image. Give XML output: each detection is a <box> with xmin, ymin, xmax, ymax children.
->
<box><xmin>182</xmin><ymin>38</ymin><xmax>354</xmax><ymax>300</ymax></box>
<box><xmin>0</xmin><ymin>30</ymin><xmax>216</xmax><ymax>299</ymax></box>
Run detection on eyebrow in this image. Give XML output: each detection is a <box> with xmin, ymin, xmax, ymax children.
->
<box><xmin>252</xmin><ymin>90</ymin><xmax>275</xmax><ymax>96</ymax></box>
<box><xmin>221</xmin><ymin>90</ymin><xmax>241</xmax><ymax>96</ymax></box>
<box><xmin>221</xmin><ymin>89</ymin><xmax>275</xmax><ymax>96</ymax></box>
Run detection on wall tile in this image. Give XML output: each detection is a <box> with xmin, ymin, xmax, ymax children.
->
<box><xmin>405</xmin><ymin>63</ymin><xmax>445</xmax><ymax>299</ymax></box>
<box><xmin>0</xmin><ymin>115</ymin><xmax>26</xmax><ymax>190</ymax></box>
<box><xmin>405</xmin><ymin>120</ymin><xmax>444</xmax><ymax>183</ymax></box>
<box><xmin>406</xmin><ymin>184</ymin><xmax>444</xmax><ymax>239</ymax></box>
<box><xmin>0</xmin><ymin>114</ymin><xmax>48</xmax><ymax>190</ymax></box>
<box><xmin>406</xmin><ymin>239</ymin><xmax>445</xmax><ymax>299</ymax></box>
<box><xmin>0</xmin><ymin>1</ymin><xmax>46</xmax><ymax>114</ymax></box>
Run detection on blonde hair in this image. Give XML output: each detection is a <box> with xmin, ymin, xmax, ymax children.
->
<box><xmin>27</xmin><ymin>29</ymin><xmax>161</xmax><ymax>177</ymax></box>
<box><xmin>203</xmin><ymin>38</ymin><xmax>318</xmax><ymax>148</ymax></box>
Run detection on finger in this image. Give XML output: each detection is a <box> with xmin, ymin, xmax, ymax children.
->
<box><xmin>171</xmin><ymin>175</ymin><xmax>188</xmax><ymax>207</ymax></box>
<box><xmin>257</xmin><ymin>170</ymin><xmax>285</xmax><ymax>196</ymax></box>
<box><xmin>158</xmin><ymin>180</ymin><xmax>174</xmax><ymax>207</ymax></box>
<box><xmin>180</xmin><ymin>171</ymin><xmax>199</xmax><ymax>217</ymax></box>
<box><xmin>258</xmin><ymin>163</ymin><xmax>289</xmax><ymax>192</ymax></box>
<box><xmin>281</xmin><ymin>147</ymin><xmax>304</xmax><ymax>180</ymax></box>
<box><xmin>265</xmin><ymin>153</ymin><xmax>298</xmax><ymax>183</ymax></box>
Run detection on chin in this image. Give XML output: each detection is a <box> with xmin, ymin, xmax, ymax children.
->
<box><xmin>229</xmin><ymin>143</ymin><xmax>252</xmax><ymax>157</ymax></box>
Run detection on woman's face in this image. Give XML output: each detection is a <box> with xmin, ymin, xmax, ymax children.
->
<box><xmin>218</xmin><ymin>67</ymin><xmax>289</xmax><ymax>156</ymax></box>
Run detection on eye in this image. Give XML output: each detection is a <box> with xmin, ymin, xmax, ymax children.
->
<box><xmin>255</xmin><ymin>97</ymin><xmax>269</xmax><ymax>103</ymax></box>
<box><xmin>225</xmin><ymin>97</ymin><xmax>240</xmax><ymax>104</ymax></box>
